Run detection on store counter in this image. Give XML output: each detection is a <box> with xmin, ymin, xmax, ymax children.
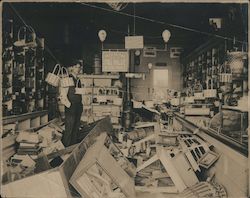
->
<box><xmin>174</xmin><ymin>112</ymin><xmax>248</xmax><ymax>197</ymax></box>
<box><xmin>174</xmin><ymin>112</ymin><xmax>247</xmax><ymax>156</ymax></box>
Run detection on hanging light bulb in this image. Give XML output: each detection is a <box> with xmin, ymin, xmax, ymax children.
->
<box><xmin>162</xmin><ymin>30</ymin><xmax>171</xmax><ymax>43</ymax></box>
<box><xmin>98</xmin><ymin>30</ymin><xmax>107</xmax><ymax>42</ymax></box>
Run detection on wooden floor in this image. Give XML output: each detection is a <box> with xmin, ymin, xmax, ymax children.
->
<box><xmin>136</xmin><ymin>192</ymin><xmax>180</xmax><ymax>198</ymax></box>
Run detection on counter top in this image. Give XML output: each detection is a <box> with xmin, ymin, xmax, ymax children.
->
<box><xmin>222</xmin><ymin>105</ymin><xmax>248</xmax><ymax>113</ymax></box>
<box><xmin>174</xmin><ymin>112</ymin><xmax>248</xmax><ymax>157</ymax></box>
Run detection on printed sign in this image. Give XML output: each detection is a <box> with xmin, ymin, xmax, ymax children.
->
<box><xmin>102</xmin><ymin>50</ymin><xmax>129</xmax><ymax>72</ymax></box>
<box><xmin>125</xmin><ymin>36</ymin><xmax>144</xmax><ymax>49</ymax></box>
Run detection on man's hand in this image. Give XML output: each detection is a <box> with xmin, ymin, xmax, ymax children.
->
<box><xmin>59</xmin><ymin>94</ymin><xmax>71</xmax><ymax>108</ymax></box>
<box><xmin>59</xmin><ymin>87</ymin><xmax>71</xmax><ymax>107</ymax></box>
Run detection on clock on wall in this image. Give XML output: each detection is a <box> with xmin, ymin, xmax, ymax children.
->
<box><xmin>134</xmin><ymin>50</ymin><xmax>141</xmax><ymax>66</ymax></box>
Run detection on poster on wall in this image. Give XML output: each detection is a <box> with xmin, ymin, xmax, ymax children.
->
<box><xmin>125</xmin><ymin>36</ymin><xmax>144</xmax><ymax>49</ymax></box>
<box><xmin>102</xmin><ymin>50</ymin><xmax>129</xmax><ymax>72</ymax></box>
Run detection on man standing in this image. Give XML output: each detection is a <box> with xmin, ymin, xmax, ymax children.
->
<box><xmin>61</xmin><ymin>60</ymin><xmax>83</xmax><ymax>147</ymax></box>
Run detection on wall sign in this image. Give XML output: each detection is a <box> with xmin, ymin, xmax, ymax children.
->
<box><xmin>125</xmin><ymin>36</ymin><xmax>144</xmax><ymax>49</ymax></box>
<box><xmin>102</xmin><ymin>50</ymin><xmax>129</xmax><ymax>72</ymax></box>
<box><xmin>143</xmin><ymin>47</ymin><xmax>157</xmax><ymax>57</ymax></box>
<box><xmin>170</xmin><ymin>47</ymin><xmax>183</xmax><ymax>58</ymax></box>
<box><xmin>155</xmin><ymin>62</ymin><xmax>167</xmax><ymax>67</ymax></box>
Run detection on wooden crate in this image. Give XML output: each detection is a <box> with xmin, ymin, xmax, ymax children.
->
<box><xmin>94</xmin><ymin>78</ymin><xmax>111</xmax><ymax>87</ymax></box>
<box><xmin>70</xmin><ymin>133</ymin><xmax>135</xmax><ymax>198</ymax></box>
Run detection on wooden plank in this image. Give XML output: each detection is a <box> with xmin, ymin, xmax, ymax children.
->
<box><xmin>158</xmin><ymin>147</ymin><xmax>187</xmax><ymax>192</ymax></box>
<box><xmin>136</xmin><ymin>154</ymin><xmax>158</xmax><ymax>172</ymax></box>
<box><xmin>172</xmin><ymin>153</ymin><xmax>199</xmax><ymax>187</ymax></box>
<box><xmin>135</xmin><ymin>186</ymin><xmax>178</xmax><ymax>193</ymax></box>
<box><xmin>134</xmin><ymin>122</ymin><xmax>157</xmax><ymax>129</ymax></box>
<box><xmin>132</xmin><ymin>134</ymin><xmax>155</xmax><ymax>147</ymax></box>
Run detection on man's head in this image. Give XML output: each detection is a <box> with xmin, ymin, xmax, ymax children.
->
<box><xmin>71</xmin><ymin>59</ymin><xmax>82</xmax><ymax>75</ymax></box>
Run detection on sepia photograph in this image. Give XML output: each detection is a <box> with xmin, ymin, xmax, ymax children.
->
<box><xmin>1</xmin><ymin>0</ymin><xmax>249</xmax><ymax>197</ymax></box>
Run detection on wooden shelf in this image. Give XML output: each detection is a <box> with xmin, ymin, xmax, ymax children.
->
<box><xmin>3</xmin><ymin>110</ymin><xmax>48</xmax><ymax>125</ymax></box>
<box><xmin>79</xmin><ymin>74</ymin><xmax>119</xmax><ymax>79</ymax></box>
<box><xmin>92</xmin><ymin>103</ymin><xmax>122</xmax><ymax>106</ymax></box>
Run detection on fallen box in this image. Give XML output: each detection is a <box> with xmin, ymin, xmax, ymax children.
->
<box><xmin>1</xmin><ymin>117</ymin><xmax>113</xmax><ymax>198</ymax></box>
<box><xmin>70</xmin><ymin>133</ymin><xmax>136</xmax><ymax>198</ymax></box>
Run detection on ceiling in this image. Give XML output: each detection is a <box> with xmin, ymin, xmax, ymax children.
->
<box><xmin>3</xmin><ymin>2</ymin><xmax>248</xmax><ymax>63</ymax></box>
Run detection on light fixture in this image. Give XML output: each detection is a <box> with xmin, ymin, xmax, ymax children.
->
<box><xmin>98</xmin><ymin>30</ymin><xmax>107</xmax><ymax>50</ymax></box>
<box><xmin>162</xmin><ymin>30</ymin><xmax>171</xmax><ymax>50</ymax></box>
<box><xmin>162</xmin><ymin>30</ymin><xmax>171</xmax><ymax>43</ymax></box>
<box><xmin>148</xmin><ymin>63</ymin><xmax>153</xmax><ymax>70</ymax></box>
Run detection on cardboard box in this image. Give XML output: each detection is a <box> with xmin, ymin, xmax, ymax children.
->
<box><xmin>94</xmin><ymin>78</ymin><xmax>111</xmax><ymax>87</ymax></box>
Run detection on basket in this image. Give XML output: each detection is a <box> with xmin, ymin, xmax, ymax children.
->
<box><xmin>204</xmin><ymin>79</ymin><xmax>217</xmax><ymax>98</ymax></box>
<box><xmin>60</xmin><ymin>67</ymin><xmax>74</xmax><ymax>87</ymax></box>
<box><xmin>75</xmin><ymin>79</ymin><xmax>85</xmax><ymax>95</ymax></box>
<box><xmin>14</xmin><ymin>26</ymin><xmax>37</xmax><ymax>48</ymax></box>
<box><xmin>219</xmin><ymin>65</ymin><xmax>232</xmax><ymax>83</ymax></box>
<box><xmin>227</xmin><ymin>51</ymin><xmax>247</xmax><ymax>74</ymax></box>
<box><xmin>45</xmin><ymin>64</ymin><xmax>61</xmax><ymax>87</ymax></box>
<box><xmin>14</xmin><ymin>26</ymin><xmax>26</xmax><ymax>47</ymax></box>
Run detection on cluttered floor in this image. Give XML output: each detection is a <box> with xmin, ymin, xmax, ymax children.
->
<box><xmin>2</xmin><ymin>116</ymin><xmax>227</xmax><ymax>198</ymax></box>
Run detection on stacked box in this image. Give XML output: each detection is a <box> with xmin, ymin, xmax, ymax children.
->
<box><xmin>93</xmin><ymin>79</ymin><xmax>111</xmax><ymax>87</ymax></box>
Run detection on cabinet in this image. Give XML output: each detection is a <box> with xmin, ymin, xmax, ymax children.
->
<box><xmin>182</xmin><ymin>38</ymin><xmax>224</xmax><ymax>90</ymax></box>
<box><xmin>2</xmin><ymin>20</ymin><xmax>46</xmax><ymax>117</ymax></box>
<box><xmin>79</xmin><ymin>74</ymin><xmax>123</xmax><ymax>128</ymax></box>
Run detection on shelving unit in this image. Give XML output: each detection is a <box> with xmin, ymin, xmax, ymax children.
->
<box><xmin>2</xmin><ymin>19</ymin><xmax>46</xmax><ymax>117</ymax></box>
<box><xmin>182</xmin><ymin>38</ymin><xmax>224</xmax><ymax>90</ymax></box>
<box><xmin>182</xmin><ymin>38</ymin><xmax>248</xmax><ymax>106</ymax></box>
<box><xmin>79</xmin><ymin>74</ymin><xmax>123</xmax><ymax>128</ymax></box>
<box><xmin>2</xmin><ymin>19</ymin><xmax>14</xmax><ymax>116</ymax></box>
